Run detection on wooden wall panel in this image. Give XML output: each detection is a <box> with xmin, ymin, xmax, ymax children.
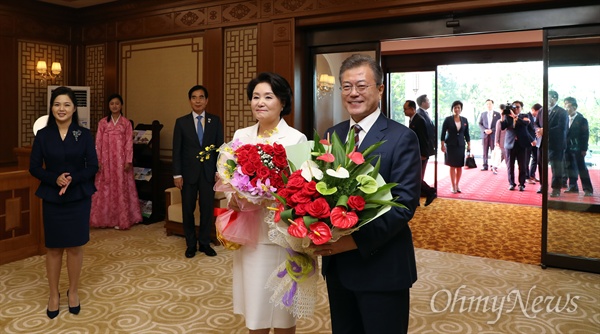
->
<box><xmin>85</xmin><ymin>44</ymin><xmax>106</xmax><ymax>134</ymax></box>
<box><xmin>223</xmin><ymin>26</ymin><xmax>257</xmax><ymax>141</ymax></box>
<box><xmin>17</xmin><ymin>41</ymin><xmax>68</xmax><ymax>147</ymax></box>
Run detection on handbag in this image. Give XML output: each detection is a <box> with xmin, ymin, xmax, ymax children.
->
<box><xmin>465</xmin><ymin>150</ymin><xmax>477</xmax><ymax>169</ymax></box>
<box><xmin>491</xmin><ymin>146</ymin><xmax>503</xmax><ymax>167</ymax></box>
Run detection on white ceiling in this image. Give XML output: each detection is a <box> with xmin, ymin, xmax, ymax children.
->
<box><xmin>37</xmin><ymin>0</ymin><xmax>117</xmax><ymax>8</ymax></box>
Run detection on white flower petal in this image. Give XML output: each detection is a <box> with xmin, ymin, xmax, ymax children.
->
<box><xmin>326</xmin><ymin>167</ymin><xmax>349</xmax><ymax>179</ymax></box>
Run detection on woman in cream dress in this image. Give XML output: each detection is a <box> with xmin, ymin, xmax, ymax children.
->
<box><xmin>230</xmin><ymin>72</ymin><xmax>307</xmax><ymax>334</ymax></box>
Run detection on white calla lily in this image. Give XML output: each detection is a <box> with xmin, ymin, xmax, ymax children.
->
<box><xmin>326</xmin><ymin>166</ymin><xmax>350</xmax><ymax>179</ymax></box>
<box><xmin>300</xmin><ymin>160</ymin><xmax>323</xmax><ymax>181</ymax></box>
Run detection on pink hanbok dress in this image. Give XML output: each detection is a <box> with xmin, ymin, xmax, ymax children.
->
<box><xmin>90</xmin><ymin>115</ymin><xmax>142</xmax><ymax>229</ymax></box>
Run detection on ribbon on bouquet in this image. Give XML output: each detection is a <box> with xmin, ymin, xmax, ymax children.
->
<box><xmin>214</xmin><ymin>208</ymin><xmax>261</xmax><ymax>249</ymax></box>
<box><xmin>276</xmin><ymin>248</ymin><xmax>317</xmax><ymax>306</ymax></box>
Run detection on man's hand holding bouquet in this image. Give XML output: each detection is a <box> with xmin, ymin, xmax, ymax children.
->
<box><xmin>213</xmin><ymin>139</ymin><xmax>289</xmax><ymax>249</ymax></box>
<box><xmin>265</xmin><ymin>129</ymin><xmax>404</xmax><ymax>318</ymax></box>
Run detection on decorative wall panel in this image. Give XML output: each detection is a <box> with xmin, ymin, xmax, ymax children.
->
<box><xmin>121</xmin><ymin>36</ymin><xmax>203</xmax><ymax>157</ymax></box>
<box><xmin>18</xmin><ymin>41</ymin><xmax>67</xmax><ymax>147</ymax></box>
<box><xmin>224</xmin><ymin>26</ymin><xmax>257</xmax><ymax>141</ymax></box>
<box><xmin>86</xmin><ymin>44</ymin><xmax>106</xmax><ymax>134</ymax></box>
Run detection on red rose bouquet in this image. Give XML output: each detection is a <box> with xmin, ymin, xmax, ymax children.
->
<box><xmin>214</xmin><ymin>139</ymin><xmax>289</xmax><ymax>248</ymax></box>
<box><xmin>265</xmin><ymin>129</ymin><xmax>403</xmax><ymax>317</ymax></box>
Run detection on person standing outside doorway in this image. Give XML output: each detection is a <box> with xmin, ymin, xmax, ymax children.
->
<box><xmin>478</xmin><ymin>99</ymin><xmax>501</xmax><ymax>171</ymax></box>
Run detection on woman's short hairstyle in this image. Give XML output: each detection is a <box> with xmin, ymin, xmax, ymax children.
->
<box><xmin>47</xmin><ymin>86</ymin><xmax>79</xmax><ymax>128</ymax></box>
<box><xmin>105</xmin><ymin>93</ymin><xmax>124</xmax><ymax>121</ymax></box>
<box><xmin>451</xmin><ymin>100</ymin><xmax>463</xmax><ymax>111</ymax></box>
<box><xmin>246</xmin><ymin>72</ymin><xmax>293</xmax><ymax>117</ymax></box>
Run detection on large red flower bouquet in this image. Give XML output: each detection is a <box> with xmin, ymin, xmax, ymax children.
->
<box><xmin>214</xmin><ymin>139</ymin><xmax>289</xmax><ymax>248</ymax></box>
<box><xmin>265</xmin><ymin>129</ymin><xmax>403</xmax><ymax>318</ymax></box>
<box><xmin>272</xmin><ymin>129</ymin><xmax>403</xmax><ymax>246</ymax></box>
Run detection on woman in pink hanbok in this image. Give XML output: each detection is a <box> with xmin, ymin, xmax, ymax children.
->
<box><xmin>90</xmin><ymin>94</ymin><xmax>142</xmax><ymax>229</ymax></box>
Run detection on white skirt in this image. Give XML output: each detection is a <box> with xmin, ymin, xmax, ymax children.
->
<box><xmin>233</xmin><ymin>242</ymin><xmax>296</xmax><ymax>330</ymax></box>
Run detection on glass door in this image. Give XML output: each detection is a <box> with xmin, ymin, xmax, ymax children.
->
<box><xmin>543</xmin><ymin>26</ymin><xmax>600</xmax><ymax>273</ymax></box>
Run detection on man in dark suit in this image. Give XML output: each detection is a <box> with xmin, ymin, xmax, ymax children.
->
<box><xmin>173</xmin><ymin>85</ymin><xmax>224</xmax><ymax>258</ymax></box>
<box><xmin>527</xmin><ymin>103</ymin><xmax>542</xmax><ymax>184</ymax></box>
<box><xmin>478</xmin><ymin>99</ymin><xmax>501</xmax><ymax>171</ymax></box>
<box><xmin>542</xmin><ymin>90</ymin><xmax>568</xmax><ymax>197</ymax></box>
<box><xmin>314</xmin><ymin>54</ymin><xmax>421</xmax><ymax>334</ymax></box>
<box><xmin>405</xmin><ymin>99</ymin><xmax>436</xmax><ymax>206</ymax></box>
<box><xmin>563</xmin><ymin>97</ymin><xmax>593</xmax><ymax>196</ymax></box>
<box><xmin>500</xmin><ymin>101</ymin><xmax>536</xmax><ymax>191</ymax></box>
<box><xmin>416</xmin><ymin>94</ymin><xmax>436</xmax><ymax>157</ymax></box>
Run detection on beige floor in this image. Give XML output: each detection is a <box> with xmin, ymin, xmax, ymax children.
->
<box><xmin>1</xmin><ymin>223</ymin><xmax>598</xmax><ymax>333</ymax></box>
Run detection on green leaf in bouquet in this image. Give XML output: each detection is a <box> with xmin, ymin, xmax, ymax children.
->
<box><xmin>366</xmin><ymin>198</ymin><xmax>405</xmax><ymax>209</ymax></box>
<box><xmin>364</xmin><ymin>182</ymin><xmax>397</xmax><ymax>200</ymax></box>
<box><xmin>330</xmin><ymin>131</ymin><xmax>348</xmax><ymax>168</ymax></box>
<box><xmin>272</xmin><ymin>192</ymin><xmax>287</xmax><ymax>206</ymax></box>
<box><xmin>356</xmin><ymin>174</ymin><xmax>378</xmax><ymax>194</ymax></box>
<box><xmin>302</xmin><ymin>215</ymin><xmax>318</xmax><ymax>227</ymax></box>
<box><xmin>335</xmin><ymin>195</ymin><xmax>349</xmax><ymax>208</ymax></box>
<box><xmin>361</xmin><ymin>140</ymin><xmax>385</xmax><ymax>159</ymax></box>
<box><xmin>316</xmin><ymin>181</ymin><xmax>337</xmax><ymax>195</ymax></box>
<box><xmin>280</xmin><ymin>208</ymin><xmax>294</xmax><ymax>223</ymax></box>
<box><xmin>368</xmin><ymin>155</ymin><xmax>382</xmax><ymax>179</ymax></box>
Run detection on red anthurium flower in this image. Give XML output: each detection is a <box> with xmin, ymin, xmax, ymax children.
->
<box><xmin>330</xmin><ymin>206</ymin><xmax>359</xmax><ymax>228</ymax></box>
<box><xmin>308</xmin><ymin>222</ymin><xmax>332</xmax><ymax>245</ymax></box>
<box><xmin>288</xmin><ymin>218</ymin><xmax>308</xmax><ymax>238</ymax></box>
<box><xmin>319</xmin><ymin>139</ymin><xmax>330</xmax><ymax>145</ymax></box>
<box><xmin>347</xmin><ymin>151</ymin><xmax>365</xmax><ymax>165</ymax></box>
<box><xmin>317</xmin><ymin>153</ymin><xmax>335</xmax><ymax>163</ymax></box>
<box><xmin>274</xmin><ymin>203</ymin><xmax>284</xmax><ymax>222</ymax></box>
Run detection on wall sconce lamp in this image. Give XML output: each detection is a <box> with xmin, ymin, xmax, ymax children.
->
<box><xmin>36</xmin><ymin>61</ymin><xmax>62</xmax><ymax>80</ymax></box>
<box><xmin>317</xmin><ymin>74</ymin><xmax>335</xmax><ymax>99</ymax></box>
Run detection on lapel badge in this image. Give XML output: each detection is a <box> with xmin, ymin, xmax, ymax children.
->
<box><xmin>207</xmin><ymin>118</ymin><xmax>211</xmax><ymax>124</ymax></box>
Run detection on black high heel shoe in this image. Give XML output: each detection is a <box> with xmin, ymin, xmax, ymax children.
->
<box><xmin>67</xmin><ymin>290</ymin><xmax>80</xmax><ymax>315</ymax></box>
<box><xmin>47</xmin><ymin>293</ymin><xmax>60</xmax><ymax>319</ymax></box>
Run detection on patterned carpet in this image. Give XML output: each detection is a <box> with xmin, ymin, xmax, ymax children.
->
<box><xmin>1</xmin><ymin>223</ymin><xmax>599</xmax><ymax>333</ymax></box>
<box><xmin>412</xmin><ymin>197</ymin><xmax>600</xmax><ymax>265</ymax></box>
<box><xmin>412</xmin><ymin>198</ymin><xmax>542</xmax><ymax>265</ymax></box>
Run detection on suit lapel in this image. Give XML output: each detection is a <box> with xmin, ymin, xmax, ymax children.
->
<box><xmin>360</xmin><ymin>114</ymin><xmax>387</xmax><ymax>150</ymax></box>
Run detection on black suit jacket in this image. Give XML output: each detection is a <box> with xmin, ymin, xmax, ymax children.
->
<box><xmin>440</xmin><ymin>115</ymin><xmax>470</xmax><ymax>148</ymax></box>
<box><xmin>410</xmin><ymin>112</ymin><xmax>434</xmax><ymax>158</ymax></box>
<box><xmin>30</xmin><ymin>123</ymin><xmax>98</xmax><ymax>203</ymax></box>
<box><xmin>417</xmin><ymin>107</ymin><xmax>436</xmax><ymax>156</ymax></box>
<box><xmin>500</xmin><ymin>113</ymin><xmax>536</xmax><ymax>150</ymax></box>
<box><xmin>567</xmin><ymin>113</ymin><xmax>589</xmax><ymax>153</ymax></box>
<box><xmin>322</xmin><ymin>113</ymin><xmax>420</xmax><ymax>291</ymax></box>
<box><xmin>172</xmin><ymin>112</ymin><xmax>224</xmax><ymax>183</ymax></box>
<box><xmin>548</xmin><ymin>105</ymin><xmax>568</xmax><ymax>155</ymax></box>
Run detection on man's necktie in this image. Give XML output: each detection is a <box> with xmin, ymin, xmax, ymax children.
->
<box><xmin>197</xmin><ymin>115</ymin><xmax>204</xmax><ymax>146</ymax></box>
<box><xmin>352</xmin><ymin>124</ymin><xmax>362</xmax><ymax>148</ymax></box>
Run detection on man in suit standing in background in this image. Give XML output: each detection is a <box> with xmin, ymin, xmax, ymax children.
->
<box><xmin>478</xmin><ymin>99</ymin><xmax>501</xmax><ymax>171</ymax></box>
<box><xmin>173</xmin><ymin>85</ymin><xmax>224</xmax><ymax>258</ymax></box>
<box><xmin>416</xmin><ymin>94</ymin><xmax>436</xmax><ymax>173</ymax></box>
<box><xmin>405</xmin><ymin>99</ymin><xmax>437</xmax><ymax>206</ymax></box>
<box><xmin>563</xmin><ymin>97</ymin><xmax>593</xmax><ymax>196</ymax></box>
<box><xmin>538</xmin><ymin>90</ymin><xmax>568</xmax><ymax>197</ymax></box>
<box><xmin>314</xmin><ymin>54</ymin><xmax>420</xmax><ymax>334</ymax></box>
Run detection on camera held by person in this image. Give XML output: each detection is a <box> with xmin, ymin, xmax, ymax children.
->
<box><xmin>502</xmin><ymin>102</ymin><xmax>514</xmax><ymax>116</ymax></box>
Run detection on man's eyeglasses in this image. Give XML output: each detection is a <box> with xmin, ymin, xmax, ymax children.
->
<box><xmin>340</xmin><ymin>83</ymin><xmax>377</xmax><ymax>95</ymax></box>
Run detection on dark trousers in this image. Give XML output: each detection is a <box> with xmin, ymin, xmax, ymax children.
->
<box><xmin>506</xmin><ymin>145</ymin><xmax>528</xmax><ymax>187</ymax></box>
<box><xmin>181</xmin><ymin>173</ymin><xmax>215</xmax><ymax>249</ymax></box>
<box><xmin>420</xmin><ymin>158</ymin><xmax>435</xmax><ymax>197</ymax></box>
<box><xmin>549</xmin><ymin>150</ymin><xmax>565</xmax><ymax>191</ymax></box>
<box><xmin>565</xmin><ymin>150</ymin><xmax>594</xmax><ymax>193</ymax></box>
<box><xmin>326</xmin><ymin>262</ymin><xmax>410</xmax><ymax>334</ymax></box>
<box><xmin>529</xmin><ymin>146</ymin><xmax>538</xmax><ymax>179</ymax></box>
<box><xmin>481</xmin><ymin>135</ymin><xmax>495</xmax><ymax>169</ymax></box>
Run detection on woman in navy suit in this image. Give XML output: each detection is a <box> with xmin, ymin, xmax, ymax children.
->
<box><xmin>29</xmin><ymin>86</ymin><xmax>98</xmax><ymax>319</ymax></box>
<box><xmin>440</xmin><ymin>100</ymin><xmax>471</xmax><ymax>193</ymax></box>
